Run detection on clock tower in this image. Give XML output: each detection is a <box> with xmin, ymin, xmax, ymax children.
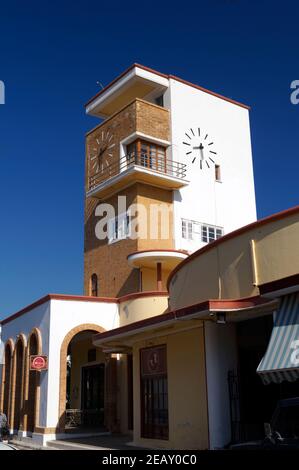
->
<box><xmin>84</xmin><ymin>64</ymin><xmax>256</xmax><ymax>298</ymax></box>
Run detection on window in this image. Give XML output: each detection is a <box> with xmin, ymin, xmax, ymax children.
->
<box><xmin>215</xmin><ymin>164</ymin><xmax>221</xmax><ymax>181</ymax></box>
<box><xmin>108</xmin><ymin>213</ymin><xmax>130</xmax><ymax>244</ymax></box>
<box><xmin>182</xmin><ymin>219</ymin><xmax>193</xmax><ymax>240</ymax></box>
<box><xmin>202</xmin><ymin>224</ymin><xmax>223</xmax><ymax>243</ymax></box>
<box><xmin>140</xmin><ymin>345</ymin><xmax>168</xmax><ymax>440</ymax></box>
<box><xmin>126</xmin><ymin>140</ymin><xmax>166</xmax><ymax>172</ymax></box>
<box><xmin>90</xmin><ymin>273</ymin><xmax>98</xmax><ymax>296</ymax></box>
<box><xmin>182</xmin><ymin>219</ymin><xmax>223</xmax><ymax>244</ymax></box>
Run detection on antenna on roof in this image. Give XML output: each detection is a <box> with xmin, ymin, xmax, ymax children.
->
<box><xmin>96</xmin><ymin>81</ymin><xmax>104</xmax><ymax>89</ymax></box>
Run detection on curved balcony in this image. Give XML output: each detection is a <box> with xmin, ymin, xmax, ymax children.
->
<box><xmin>127</xmin><ymin>249</ymin><xmax>188</xmax><ymax>269</ymax></box>
<box><xmin>118</xmin><ymin>291</ymin><xmax>169</xmax><ymax>327</ymax></box>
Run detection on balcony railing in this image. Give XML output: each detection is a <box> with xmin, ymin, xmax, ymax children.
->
<box><xmin>88</xmin><ymin>153</ymin><xmax>187</xmax><ymax>191</ymax></box>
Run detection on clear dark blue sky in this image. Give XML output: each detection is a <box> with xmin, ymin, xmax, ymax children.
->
<box><xmin>0</xmin><ymin>0</ymin><xmax>298</xmax><ymax>317</ymax></box>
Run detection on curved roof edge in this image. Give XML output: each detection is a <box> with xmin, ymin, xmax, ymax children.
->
<box><xmin>167</xmin><ymin>205</ymin><xmax>299</xmax><ymax>290</ymax></box>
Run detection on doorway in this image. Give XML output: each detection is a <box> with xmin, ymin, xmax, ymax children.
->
<box><xmin>81</xmin><ymin>364</ymin><xmax>105</xmax><ymax>427</ymax></box>
<box><xmin>63</xmin><ymin>328</ymin><xmax>106</xmax><ymax>431</ymax></box>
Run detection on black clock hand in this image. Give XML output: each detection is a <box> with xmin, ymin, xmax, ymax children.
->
<box><xmin>192</xmin><ymin>143</ymin><xmax>205</xmax><ymax>160</ymax></box>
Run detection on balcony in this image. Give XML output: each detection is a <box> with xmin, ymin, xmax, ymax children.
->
<box><xmin>86</xmin><ymin>152</ymin><xmax>188</xmax><ymax>199</ymax></box>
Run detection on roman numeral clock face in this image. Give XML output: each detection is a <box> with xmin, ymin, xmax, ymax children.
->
<box><xmin>182</xmin><ymin>127</ymin><xmax>218</xmax><ymax>170</ymax></box>
<box><xmin>89</xmin><ymin>130</ymin><xmax>115</xmax><ymax>176</ymax></box>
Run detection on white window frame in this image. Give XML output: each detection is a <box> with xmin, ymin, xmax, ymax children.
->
<box><xmin>181</xmin><ymin>219</ymin><xmax>223</xmax><ymax>244</ymax></box>
<box><xmin>108</xmin><ymin>212</ymin><xmax>130</xmax><ymax>244</ymax></box>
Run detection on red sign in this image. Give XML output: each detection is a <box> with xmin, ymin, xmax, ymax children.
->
<box><xmin>30</xmin><ymin>355</ymin><xmax>48</xmax><ymax>371</ymax></box>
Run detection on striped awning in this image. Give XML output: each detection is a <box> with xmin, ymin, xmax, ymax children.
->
<box><xmin>257</xmin><ymin>292</ymin><xmax>299</xmax><ymax>385</ymax></box>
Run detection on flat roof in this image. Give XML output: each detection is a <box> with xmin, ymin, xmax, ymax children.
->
<box><xmin>0</xmin><ymin>293</ymin><xmax>117</xmax><ymax>326</ymax></box>
<box><xmin>85</xmin><ymin>63</ymin><xmax>251</xmax><ymax>111</ymax></box>
<box><xmin>0</xmin><ymin>291</ymin><xmax>168</xmax><ymax>326</ymax></box>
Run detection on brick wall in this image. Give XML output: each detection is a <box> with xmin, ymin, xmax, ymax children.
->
<box><xmin>135</xmin><ymin>99</ymin><xmax>169</xmax><ymax>141</ymax></box>
<box><xmin>84</xmin><ymin>185</ymin><xmax>139</xmax><ymax>298</ymax></box>
<box><xmin>84</xmin><ymin>99</ymin><xmax>173</xmax><ymax>298</ymax></box>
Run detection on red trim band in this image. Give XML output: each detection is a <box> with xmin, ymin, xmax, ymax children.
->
<box><xmin>93</xmin><ymin>295</ymin><xmax>273</xmax><ymax>343</ymax></box>
<box><xmin>0</xmin><ymin>294</ymin><xmax>118</xmax><ymax>326</ymax></box>
<box><xmin>0</xmin><ymin>291</ymin><xmax>169</xmax><ymax>326</ymax></box>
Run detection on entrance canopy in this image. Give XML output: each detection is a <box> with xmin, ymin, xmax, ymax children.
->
<box><xmin>257</xmin><ymin>293</ymin><xmax>299</xmax><ymax>385</ymax></box>
<box><xmin>93</xmin><ymin>296</ymin><xmax>278</xmax><ymax>352</ymax></box>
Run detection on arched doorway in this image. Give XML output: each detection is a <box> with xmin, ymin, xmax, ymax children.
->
<box><xmin>58</xmin><ymin>324</ymin><xmax>106</xmax><ymax>432</ymax></box>
<box><xmin>13</xmin><ymin>336</ymin><xmax>26</xmax><ymax>432</ymax></box>
<box><xmin>2</xmin><ymin>340</ymin><xmax>13</xmax><ymax>420</ymax></box>
<box><xmin>26</xmin><ymin>330</ymin><xmax>41</xmax><ymax>434</ymax></box>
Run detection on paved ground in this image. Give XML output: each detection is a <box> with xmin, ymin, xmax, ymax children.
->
<box><xmin>51</xmin><ymin>434</ymin><xmax>143</xmax><ymax>450</ymax></box>
<box><xmin>10</xmin><ymin>434</ymin><xmax>146</xmax><ymax>450</ymax></box>
<box><xmin>0</xmin><ymin>441</ymin><xmax>18</xmax><ymax>451</ymax></box>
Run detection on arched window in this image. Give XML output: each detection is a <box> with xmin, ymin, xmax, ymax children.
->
<box><xmin>91</xmin><ymin>273</ymin><xmax>98</xmax><ymax>297</ymax></box>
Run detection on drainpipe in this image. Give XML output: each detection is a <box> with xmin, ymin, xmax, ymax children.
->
<box><xmin>250</xmin><ymin>239</ymin><xmax>259</xmax><ymax>286</ymax></box>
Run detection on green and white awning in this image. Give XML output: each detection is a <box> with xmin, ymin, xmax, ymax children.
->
<box><xmin>257</xmin><ymin>292</ymin><xmax>299</xmax><ymax>385</ymax></box>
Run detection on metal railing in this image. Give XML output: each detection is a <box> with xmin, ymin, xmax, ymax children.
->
<box><xmin>88</xmin><ymin>153</ymin><xmax>187</xmax><ymax>191</ymax></box>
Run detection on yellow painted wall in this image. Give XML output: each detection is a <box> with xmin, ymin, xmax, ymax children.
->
<box><xmin>118</xmin><ymin>354</ymin><xmax>133</xmax><ymax>435</ymax></box>
<box><xmin>254</xmin><ymin>215</ymin><xmax>299</xmax><ymax>285</ymax></box>
<box><xmin>132</xmin><ymin>325</ymin><xmax>209</xmax><ymax>449</ymax></box>
<box><xmin>141</xmin><ymin>267</ymin><xmax>171</xmax><ymax>291</ymax></box>
<box><xmin>136</xmin><ymin>184</ymin><xmax>174</xmax><ymax>252</ymax></box>
<box><xmin>69</xmin><ymin>337</ymin><xmax>105</xmax><ymax>409</ymax></box>
<box><xmin>169</xmin><ymin>211</ymin><xmax>299</xmax><ymax>310</ymax></box>
<box><xmin>119</xmin><ymin>295</ymin><xmax>168</xmax><ymax>327</ymax></box>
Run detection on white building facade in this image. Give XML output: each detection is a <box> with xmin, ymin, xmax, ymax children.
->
<box><xmin>0</xmin><ymin>64</ymin><xmax>258</xmax><ymax>448</ymax></box>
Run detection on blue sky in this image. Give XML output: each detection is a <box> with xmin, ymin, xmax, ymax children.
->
<box><xmin>0</xmin><ymin>0</ymin><xmax>298</xmax><ymax>317</ymax></box>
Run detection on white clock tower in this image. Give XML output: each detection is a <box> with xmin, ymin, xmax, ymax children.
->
<box><xmin>166</xmin><ymin>76</ymin><xmax>256</xmax><ymax>253</ymax></box>
<box><xmin>84</xmin><ymin>64</ymin><xmax>256</xmax><ymax>297</ymax></box>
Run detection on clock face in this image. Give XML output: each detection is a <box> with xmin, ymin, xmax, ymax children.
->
<box><xmin>182</xmin><ymin>127</ymin><xmax>218</xmax><ymax>169</ymax></box>
<box><xmin>89</xmin><ymin>130</ymin><xmax>115</xmax><ymax>175</ymax></box>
